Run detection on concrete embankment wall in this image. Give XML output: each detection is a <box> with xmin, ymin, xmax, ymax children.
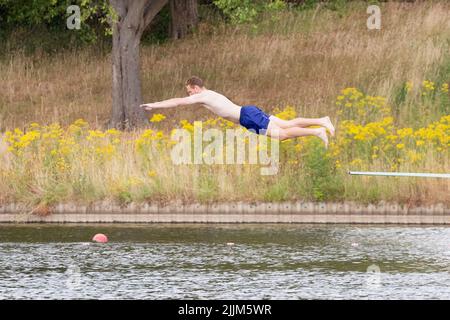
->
<box><xmin>0</xmin><ymin>201</ymin><xmax>449</xmax><ymax>224</ymax></box>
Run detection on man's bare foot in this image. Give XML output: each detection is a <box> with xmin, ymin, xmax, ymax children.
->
<box><xmin>322</xmin><ymin>116</ymin><xmax>335</xmax><ymax>137</ymax></box>
<box><xmin>316</xmin><ymin>127</ymin><xmax>328</xmax><ymax>148</ymax></box>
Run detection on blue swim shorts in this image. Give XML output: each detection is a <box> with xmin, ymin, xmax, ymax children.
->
<box><xmin>239</xmin><ymin>105</ymin><xmax>271</xmax><ymax>134</ymax></box>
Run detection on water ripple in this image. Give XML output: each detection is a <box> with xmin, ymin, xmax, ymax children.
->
<box><xmin>0</xmin><ymin>224</ymin><xmax>449</xmax><ymax>299</ymax></box>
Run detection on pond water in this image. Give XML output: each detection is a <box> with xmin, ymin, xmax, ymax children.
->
<box><xmin>0</xmin><ymin>223</ymin><xmax>449</xmax><ymax>299</ymax></box>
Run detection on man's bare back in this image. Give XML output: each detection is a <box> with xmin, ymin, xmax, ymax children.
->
<box><xmin>190</xmin><ymin>90</ymin><xmax>242</xmax><ymax>122</ymax></box>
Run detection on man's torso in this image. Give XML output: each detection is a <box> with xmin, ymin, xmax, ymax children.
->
<box><xmin>197</xmin><ymin>90</ymin><xmax>242</xmax><ymax>123</ymax></box>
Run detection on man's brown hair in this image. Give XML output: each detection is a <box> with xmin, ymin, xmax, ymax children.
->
<box><xmin>185</xmin><ymin>76</ymin><xmax>204</xmax><ymax>88</ymax></box>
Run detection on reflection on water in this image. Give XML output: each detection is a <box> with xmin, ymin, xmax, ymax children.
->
<box><xmin>0</xmin><ymin>223</ymin><xmax>450</xmax><ymax>299</ymax></box>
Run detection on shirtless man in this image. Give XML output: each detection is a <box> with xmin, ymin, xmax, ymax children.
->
<box><xmin>139</xmin><ymin>76</ymin><xmax>335</xmax><ymax>147</ymax></box>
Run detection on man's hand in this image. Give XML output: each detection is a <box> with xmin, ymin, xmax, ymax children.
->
<box><xmin>140</xmin><ymin>103</ymin><xmax>154</xmax><ymax>111</ymax></box>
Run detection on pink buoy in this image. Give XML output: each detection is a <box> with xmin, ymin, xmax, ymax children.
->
<box><xmin>92</xmin><ymin>233</ymin><xmax>108</xmax><ymax>243</ymax></box>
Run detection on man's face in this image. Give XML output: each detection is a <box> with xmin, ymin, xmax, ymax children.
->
<box><xmin>186</xmin><ymin>85</ymin><xmax>199</xmax><ymax>96</ymax></box>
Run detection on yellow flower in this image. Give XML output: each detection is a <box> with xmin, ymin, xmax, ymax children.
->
<box><xmin>106</xmin><ymin>128</ymin><xmax>122</xmax><ymax>136</ymax></box>
<box><xmin>180</xmin><ymin>120</ymin><xmax>194</xmax><ymax>132</ymax></box>
<box><xmin>407</xmin><ymin>150</ymin><xmax>422</xmax><ymax>163</ymax></box>
<box><xmin>150</xmin><ymin>113</ymin><xmax>166</xmax><ymax>123</ymax></box>
<box><xmin>273</xmin><ymin>106</ymin><xmax>297</xmax><ymax>120</ymax></box>
<box><xmin>386</xmin><ymin>135</ymin><xmax>398</xmax><ymax>141</ymax></box>
<box><xmin>28</xmin><ymin>122</ymin><xmax>40</xmax><ymax>130</ymax></box>
<box><xmin>127</xmin><ymin>177</ymin><xmax>143</xmax><ymax>186</ymax></box>
<box><xmin>87</xmin><ymin>130</ymin><xmax>106</xmax><ymax>140</ymax></box>
<box><xmin>141</xmin><ymin>129</ymin><xmax>155</xmax><ymax>139</ymax></box>
<box><xmin>397</xmin><ymin>128</ymin><xmax>413</xmax><ymax>139</ymax></box>
<box><xmin>396</xmin><ymin>143</ymin><xmax>405</xmax><ymax>150</ymax></box>
<box><xmin>405</xmin><ymin>81</ymin><xmax>413</xmax><ymax>92</ymax></box>
<box><xmin>422</xmin><ymin>80</ymin><xmax>435</xmax><ymax>90</ymax></box>
<box><xmin>73</xmin><ymin>119</ymin><xmax>88</xmax><ymax>127</ymax></box>
<box><xmin>147</xmin><ymin>170</ymin><xmax>157</xmax><ymax>177</ymax></box>
<box><xmin>95</xmin><ymin>144</ymin><xmax>115</xmax><ymax>156</ymax></box>
<box><xmin>223</xmin><ymin>119</ymin><xmax>235</xmax><ymax>128</ymax></box>
<box><xmin>441</xmin><ymin>83</ymin><xmax>449</xmax><ymax>93</ymax></box>
<box><xmin>14</xmin><ymin>128</ymin><xmax>24</xmax><ymax>136</ymax></box>
<box><xmin>350</xmin><ymin>158</ymin><xmax>363</xmax><ymax>166</ymax></box>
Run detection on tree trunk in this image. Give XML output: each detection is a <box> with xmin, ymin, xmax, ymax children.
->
<box><xmin>109</xmin><ymin>0</ymin><xmax>168</xmax><ymax>130</ymax></box>
<box><xmin>169</xmin><ymin>0</ymin><xmax>198</xmax><ymax>40</ymax></box>
<box><xmin>111</xmin><ymin>17</ymin><xmax>144</xmax><ymax>130</ymax></box>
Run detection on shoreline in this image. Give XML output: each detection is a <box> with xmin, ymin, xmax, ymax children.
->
<box><xmin>0</xmin><ymin>201</ymin><xmax>449</xmax><ymax>224</ymax></box>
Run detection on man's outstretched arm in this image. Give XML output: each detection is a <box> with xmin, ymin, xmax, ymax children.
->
<box><xmin>140</xmin><ymin>95</ymin><xmax>202</xmax><ymax>111</ymax></box>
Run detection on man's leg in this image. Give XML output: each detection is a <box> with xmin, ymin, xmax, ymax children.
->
<box><xmin>266</xmin><ymin>121</ymin><xmax>328</xmax><ymax>147</ymax></box>
<box><xmin>269</xmin><ymin>115</ymin><xmax>335</xmax><ymax>136</ymax></box>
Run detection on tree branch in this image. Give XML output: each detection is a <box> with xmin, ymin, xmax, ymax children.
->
<box><xmin>143</xmin><ymin>0</ymin><xmax>169</xmax><ymax>30</ymax></box>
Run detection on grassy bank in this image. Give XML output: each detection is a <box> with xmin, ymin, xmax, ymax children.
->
<box><xmin>0</xmin><ymin>1</ymin><xmax>449</xmax><ymax>208</ymax></box>
<box><xmin>1</xmin><ymin>87</ymin><xmax>448</xmax><ymax>208</ymax></box>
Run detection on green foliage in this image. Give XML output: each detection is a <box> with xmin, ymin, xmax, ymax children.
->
<box><xmin>212</xmin><ymin>0</ymin><xmax>285</xmax><ymax>25</ymax></box>
<box><xmin>392</xmin><ymin>83</ymin><xmax>408</xmax><ymax>119</ymax></box>
<box><xmin>40</xmin><ymin>182</ymin><xmax>69</xmax><ymax>206</ymax></box>
<box><xmin>293</xmin><ymin>0</ymin><xmax>320</xmax><ymax>11</ymax></box>
<box><xmin>133</xmin><ymin>184</ymin><xmax>154</xmax><ymax>202</ymax></box>
<box><xmin>0</xmin><ymin>0</ymin><xmax>177</xmax><ymax>53</ymax></box>
<box><xmin>0</xmin><ymin>0</ymin><xmax>66</xmax><ymax>26</ymax></box>
<box><xmin>390</xmin><ymin>52</ymin><xmax>450</xmax><ymax>128</ymax></box>
<box><xmin>302</xmin><ymin>139</ymin><xmax>344</xmax><ymax>201</ymax></box>
<box><xmin>0</xmin><ymin>0</ymin><xmax>114</xmax><ymax>53</ymax></box>
<box><xmin>71</xmin><ymin>173</ymin><xmax>98</xmax><ymax>200</ymax></box>
<box><xmin>324</xmin><ymin>0</ymin><xmax>347</xmax><ymax>10</ymax></box>
<box><xmin>117</xmin><ymin>190</ymin><xmax>133</xmax><ymax>205</ymax></box>
<box><xmin>263</xmin><ymin>178</ymin><xmax>289</xmax><ymax>202</ymax></box>
<box><xmin>141</xmin><ymin>4</ymin><xmax>171</xmax><ymax>45</ymax></box>
<box><xmin>197</xmin><ymin>170</ymin><xmax>219</xmax><ymax>202</ymax></box>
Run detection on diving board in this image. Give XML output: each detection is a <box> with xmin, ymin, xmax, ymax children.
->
<box><xmin>348</xmin><ymin>171</ymin><xmax>450</xmax><ymax>179</ymax></box>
